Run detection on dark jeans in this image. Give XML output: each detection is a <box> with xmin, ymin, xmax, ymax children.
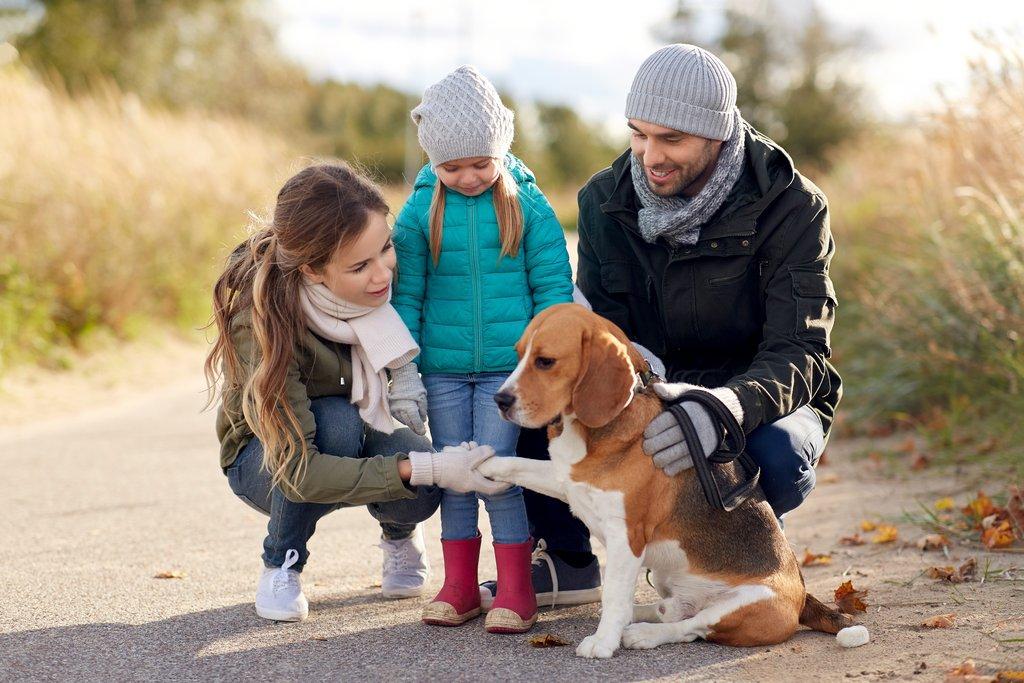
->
<box><xmin>226</xmin><ymin>396</ymin><xmax>441</xmax><ymax>572</ymax></box>
<box><xmin>522</xmin><ymin>404</ymin><xmax>825</xmax><ymax>555</ymax></box>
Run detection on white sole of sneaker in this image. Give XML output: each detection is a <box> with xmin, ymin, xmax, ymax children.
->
<box><xmin>480</xmin><ymin>586</ymin><xmax>602</xmax><ymax>611</ymax></box>
<box><xmin>255</xmin><ymin>604</ymin><xmax>308</xmax><ymax>622</ymax></box>
<box><xmin>381</xmin><ymin>586</ymin><xmax>425</xmax><ymax>599</ymax></box>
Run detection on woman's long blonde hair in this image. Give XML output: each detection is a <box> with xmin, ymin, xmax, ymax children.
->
<box><xmin>428</xmin><ymin>163</ymin><xmax>523</xmax><ymax>266</ymax></box>
<box><xmin>204</xmin><ymin>163</ymin><xmax>388</xmax><ymax>497</ymax></box>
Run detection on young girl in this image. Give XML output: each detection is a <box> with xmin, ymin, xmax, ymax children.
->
<box><xmin>206</xmin><ymin>163</ymin><xmax>507</xmax><ymax>622</ymax></box>
<box><xmin>393</xmin><ymin>66</ymin><xmax>574</xmax><ymax>634</ymax></box>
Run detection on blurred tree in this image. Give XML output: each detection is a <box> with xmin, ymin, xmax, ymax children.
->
<box><xmin>653</xmin><ymin>0</ymin><xmax>866</xmax><ymax>169</ymax></box>
<box><xmin>535</xmin><ymin>103</ymin><xmax>619</xmax><ymax>187</ymax></box>
<box><xmin>14</xmin><ymin>0</ymin><xmax>310</xmax><ymax>130</ymax></box>
<box><xmin>307</xmin><ymin>81</ymin><xmax>411</xmax><ymax>182</ymax></box>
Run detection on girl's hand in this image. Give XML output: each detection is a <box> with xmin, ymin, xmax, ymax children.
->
<box><xmin>389</xmin><ymin>362</ymin><xmax>428</xmax><ymax>435</ymax></box>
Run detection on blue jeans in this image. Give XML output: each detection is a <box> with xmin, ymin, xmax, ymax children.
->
<box><xmin>423</xmin><ymin>373</ymin><xmax>529</xmax><ymax>545</ymax></box>
<box><xmin>526</xmin><ymin>404</ymin><xmax>826</xmax><ymax>554</ymax></box>
<box><xmin>226</xmin><ymin>396</ymin><xmax>442</xmax><ymax>572</ymax></box>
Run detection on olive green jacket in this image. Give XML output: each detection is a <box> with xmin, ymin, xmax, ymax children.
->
<box><xmin>216</xmin><ymin>310</ymin><xmax>415</xmax><ymax>504</ymax></box>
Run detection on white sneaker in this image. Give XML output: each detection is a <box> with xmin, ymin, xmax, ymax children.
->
<box><xmin>255</xmin><ymin>548</ymin><xmax>309</xmax><ymax>622</ymax></box>
<box><xmin>380</xmin><ymin>525</ymin><xmax>430</xmax><ymax>599</ymax></box>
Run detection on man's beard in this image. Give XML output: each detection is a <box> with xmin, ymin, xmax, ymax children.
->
<box><xmin>639</xmin><ymin>141</ymin><xmax>717</xmax><ymax>197</ymax></box>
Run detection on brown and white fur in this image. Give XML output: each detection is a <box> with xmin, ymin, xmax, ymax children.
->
<box><xmin>478</xmin><ymin>303</ymin><xmax>863</xmax><ymax>658</ymax></box>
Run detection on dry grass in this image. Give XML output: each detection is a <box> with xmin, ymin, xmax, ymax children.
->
<box><xmin>824</xmin><ymin>36</ymin><xmax>1024</xmax><ymax>470</ymax></box>
<box><xmin>0</xmin><ymin>63</ymin><xmax>295</xmax><ymax>368</ymax></box>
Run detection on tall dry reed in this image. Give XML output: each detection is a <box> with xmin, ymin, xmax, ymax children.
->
<box><xmin>0</xmin><ymin>63</ymin><xmax>294</xmax><ymax>368</ymax></box>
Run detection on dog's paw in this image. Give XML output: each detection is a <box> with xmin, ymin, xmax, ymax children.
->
<box><xmin>622</xmin><ymin>623</ymin><xmax>666</xmax><ymax>650</ymax></box>
<box><xmin>474</xmin><ymin>456</ymin><xmax>508</xmax><ymax>480</ymax></box>
<box><xmin>575</xmin><ymin>634</ymin><xmax>617</xmax><ymax>659</ymax></box>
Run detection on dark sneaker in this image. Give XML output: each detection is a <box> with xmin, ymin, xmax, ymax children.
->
<box><xmin>478</xmin><ymin>539</ymin><xmax>601</xmax><ymax>610</ymax></box>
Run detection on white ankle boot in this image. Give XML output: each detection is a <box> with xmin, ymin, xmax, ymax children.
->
<box><xmin>255</xmin><ymin>549</ymin><xmax>309</xmax><ymax>621</ymax></box>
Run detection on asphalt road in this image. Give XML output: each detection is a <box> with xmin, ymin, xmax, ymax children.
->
<box><xmin>0</xmin><ymin>363</ymin><xmax>764</xmax><ymax>682</ymax></box>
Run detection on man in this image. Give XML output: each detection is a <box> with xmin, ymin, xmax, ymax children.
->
<box><xmin>481</xmin><ymin>43</ymin><xmax>840</xmax><ymax>608</ymax></box>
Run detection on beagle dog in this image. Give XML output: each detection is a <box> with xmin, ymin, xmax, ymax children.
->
<box><xmin>478</xmin><ymin>303</ymin><xmax>866</xmax><ymax>659</ymax></box>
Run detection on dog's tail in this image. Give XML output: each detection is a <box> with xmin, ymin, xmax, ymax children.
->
<box><xmin>800</xmin><ymin>594</ymin><xmax>869</xmax><ymax>647</ymax></box>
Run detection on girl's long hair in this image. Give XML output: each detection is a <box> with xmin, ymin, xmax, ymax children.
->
<box><xmin>428</xmin><ymin>162</ymin><xmax>523</xmax><ymax>266</ymax></box>
<box><xmin>204</xmin><ymin>163</ymin><xmax>388</xmax><ymax>497</ymax></box>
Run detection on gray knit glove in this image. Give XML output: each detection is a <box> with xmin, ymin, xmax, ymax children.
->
<box><xmin>643</xmin><ymin>383</ymin><xmax>745</xmax><ymax>476</ymax></box>
<box><xmin>388</xmin><ymin>362</ymin><xmax>428</xmax><ymax>436</ymax></box>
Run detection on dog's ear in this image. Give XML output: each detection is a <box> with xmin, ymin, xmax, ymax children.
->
<box><xmin>571</xmin><ymin>327</ymin><xmax>637</xmax><ymax>428</ymax></box>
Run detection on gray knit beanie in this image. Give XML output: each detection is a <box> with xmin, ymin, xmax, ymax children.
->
<box><xmin>411</xmin><ymin>65</ymin><xmax>515</xmax><ymax>168</ymax></box>
<box><xmin>625</xmin><ymin>44</ymin><xmax>737</xmax><ymax>141</ymax></box>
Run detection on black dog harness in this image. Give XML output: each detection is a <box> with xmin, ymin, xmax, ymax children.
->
<box><xmin>665</xmin><ymin>389</ymin><xmax>761</xmax><ymax>512</ymax></box>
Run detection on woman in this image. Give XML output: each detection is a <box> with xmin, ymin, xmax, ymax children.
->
<box><xmin>205</xmin><ymin>163</ymin><xmax>505</xmax><ymax>622</ymax></box>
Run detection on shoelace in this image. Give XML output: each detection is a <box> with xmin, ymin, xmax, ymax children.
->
<box><xmin>273</xmin><ymin>548</ymin><xmax>301</xmax><ymax>594</ymax></box>
<box><xmin>379</xmin><ymin>540</ymin><xmax>412</xmax><ymax>575</ymax></box>
<box><xmin>530</xmin><ymin>539</ymin><xmax>559</xmax><ymax>609</ymax></box>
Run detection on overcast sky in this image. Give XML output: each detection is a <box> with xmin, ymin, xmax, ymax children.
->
<box><xmin>271</xmin><ymin>0</ymin><xmax>1024</xmax><ymax>129</ymax></box>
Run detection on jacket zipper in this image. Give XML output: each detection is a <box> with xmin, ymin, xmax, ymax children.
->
<box><xmin>468</xmin><ymin>200</ymin><xmax>483</xmax><ymax>371</ymax></box>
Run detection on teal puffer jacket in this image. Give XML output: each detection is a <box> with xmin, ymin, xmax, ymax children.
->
<box><xmin>393</xmin><ymin>154</ymin><xmax>573</xmax><ymax>374</ymax></box>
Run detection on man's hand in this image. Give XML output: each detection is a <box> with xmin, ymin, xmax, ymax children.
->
<box><xmin>407</xmin><ymin>442</ymin><xmax>511</xmax><ymax>495</ymax></box>
<box><xmin>389</xmin><ymin>362</ymin><xmax>428</xmax><ymax>435</ymax></box>
<box><xmin>643</xmin><ymin>383</ymin><xmax>745</xmax><ymax>476</ymax></box>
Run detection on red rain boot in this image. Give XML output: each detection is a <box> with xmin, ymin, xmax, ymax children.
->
<box><xmin>485</xmin><ymin>539</ymin><xmax>538</xmax><ymax>633</ymax></box>
<box><xmin>422</xmin><ymin>536</ymin><xmax>482</xmax><ymax>626</ymax></box>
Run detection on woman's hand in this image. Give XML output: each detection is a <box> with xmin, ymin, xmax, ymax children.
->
<box><xmin>407</xmin><ymin>442</ymin><xmax>511</xmax><ymax>495</ymax></box>
<box><xmin>389</xmin><ymin>362</ymin><xmax>428</xmax><ymax>435</ymax></box>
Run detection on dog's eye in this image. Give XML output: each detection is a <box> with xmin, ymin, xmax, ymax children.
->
<box><xmin>534</xmin><ymin>357</ymin><xmax>556</xmax><ymax>370</ymax></box>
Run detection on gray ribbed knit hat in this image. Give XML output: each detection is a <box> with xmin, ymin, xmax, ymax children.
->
<box><xmin>625</xmin><ymin>44</ymin><xmax>737</xmax><ymax>141</ymax></box>
<box><xmin>411</xmin><ymin>65</ymin><xmax>515</xmax><ymax>168</ymax></box>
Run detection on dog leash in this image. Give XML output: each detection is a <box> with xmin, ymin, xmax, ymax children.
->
<box><xmin>665</xmin><ymin>389</ymin><xmax>761</xmax><ymax>512</ymax></box>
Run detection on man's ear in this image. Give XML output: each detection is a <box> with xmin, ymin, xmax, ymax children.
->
<box><xmin>571</xmin><ymin>328</ymin><xmax>636</xmax><ymax>428</ymax></box>
<box><xmin>299</xmin><ymin>264</ymin><xmax>323</xmax><ymax>284</ymax></box>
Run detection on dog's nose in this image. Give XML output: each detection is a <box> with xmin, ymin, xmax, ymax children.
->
<box><xmin>494</xmin><ymin>392</ymin><xmax>516</xmax><ymax>411</ymax></box>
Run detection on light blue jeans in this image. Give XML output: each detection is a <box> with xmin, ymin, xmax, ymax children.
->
<box><xmin>423</xmin><ymin>372</ymin><xmax>529</xmax><ymax>544</ymax></box>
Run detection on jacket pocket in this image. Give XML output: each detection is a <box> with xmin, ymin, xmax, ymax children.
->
<box><xmin>790</xmin><ymin>267</ymin><xmax>838</xmax><ymax>356</ymax></box>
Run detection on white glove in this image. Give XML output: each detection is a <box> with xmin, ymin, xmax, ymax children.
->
<box><xmin>407</xmin><ymin>442</ymin><xmax>511</xmax><ymax>495</ymax></box>
<box><xmin>388</xmin><ymin>362</ymin><xmax>428</xmax><ymax>435</ymax></box>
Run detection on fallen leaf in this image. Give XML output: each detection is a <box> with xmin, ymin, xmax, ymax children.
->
<box><xmin>916</xmin><ymin>534</ymin><xmax>951</xmax><ymax>551</ymax></box>
<box><xmin>529</xmin><ymin>633</ymin><xmax>570</xmax><ymax>648</ymax></box>
<box><xmin>873</xmin><ymin>524</ymin><xmax>899</xmax><ymax>544</ymax></box>
<box><xmin>910</xmin><ymin>452</ymin><xmax>931</xmax><ymax>470</ymax></box>
<box><xmin>963</xmin><ymin>491</ymin><xmax>998</xmax><ymax>521</ymax></box>
<box><xmin>996</xmin><ymin>672</ymin><xmax>1024</xmax><ymax>682</ymax></box>
<box><xmin>154</xmin><ymin>570</ymin><xmax>186</xmax><ymax>579</ymax></box>
<box><xmin>802</xmin><ymin>549</ymin><xmax>833</xmax><ymax>566</ymax></box>
<box><xmin>840</xmin><ymin>533</ymin><xmax>865</xmax><ymax>546</ymax></box>
<box><xmin>861</xmin><ymin>520</ymin><xmax>878</xmax><ymax>532</ymax></box>
<box><xmin>896</xmin><ymin>436</ymin><xmax>917</xmax><ymax>454</ymax></box>
<box><xmin>947</xmin><ymin>659</ymin><xmax>998</xmax><ymax>682</ymax></box>
<box><xmin>834</xmin><ymin>580</ymin><xmax>868</xmax><ymax>614</ymax></box>
<box><xmin>921</xmin><ymin>613</ymin><xmax>956</xmax><ymax>628</ymax></box>
<box><xmin>927</xmin><ymin>558</ymin><xmax>977</xmax><ymax>583</ymax></box>
<box><xmin>982</xmin><ymin>521</ymin><xmax>1015</xmax><ymax>549</ymax></box>
<box><xmin>935</xmin><ymin>497</ymin><xmax>956</xmax><ymax>511</ymax></box>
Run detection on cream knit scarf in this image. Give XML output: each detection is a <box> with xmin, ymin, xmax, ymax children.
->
<box><xmin>299</xmin><ymin>282</ymin><xmax>419</xmax><ymax>434</ymax></box>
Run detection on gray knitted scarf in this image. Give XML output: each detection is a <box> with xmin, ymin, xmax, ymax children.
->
<box><xmin>631</xmin><ymin>108</ymin><xmax>746</xmax><ymax>247</ymax></box>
